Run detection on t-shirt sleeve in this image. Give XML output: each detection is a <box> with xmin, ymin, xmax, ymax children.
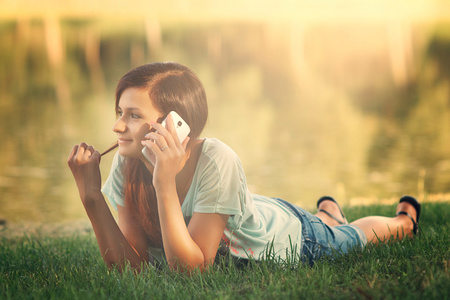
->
<box><xmin>101</xmin><ymin>152</ymin><xmax>125</xmax><ymax>211</ymax></box>
<box><xmin>192</xmin><ymin>141</ymin><xmax>248</xmax><ymax>229</ymax></box>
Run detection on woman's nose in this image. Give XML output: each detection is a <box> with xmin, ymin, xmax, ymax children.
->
<box><xmin>112</xmin><ymin>118</ymin><xmax>126</xmax><ymax>133</ymax></box>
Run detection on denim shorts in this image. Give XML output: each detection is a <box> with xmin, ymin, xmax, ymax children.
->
<box><xmin>275</xmin><ymin>198</ymin><xmax>368</xmax><ymax>264</ymax></box>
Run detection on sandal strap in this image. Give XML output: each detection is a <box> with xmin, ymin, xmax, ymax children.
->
<box><xmin>399</xmin><ymin>196</ymin><xmax>421</xmax><ymax>224</ymax></box>
<box><xmin>319</xmin><ymin>209</ymin><xmax>347</xmax><ymax>225</ymax></box>
<box><xmin>396</xmin><ymin>211</ymin><xmax>418</xmax><ymax>235</ymax></box>
<box><xmin>317</xmin><ymin>196</ymin><xmax>348</xmax><ymax>225</ymax></box>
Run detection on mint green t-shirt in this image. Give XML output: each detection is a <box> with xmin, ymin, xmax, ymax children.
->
<box><xmin>101</xmin><ymin>138</ymin><xmax>302</xmax><ymax>260</ymax></box>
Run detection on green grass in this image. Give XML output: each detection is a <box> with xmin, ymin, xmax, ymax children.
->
<box><xmin>1</xmin><ymin>202</ymin><xmax>449</xmax><ymax>300</ymax></box>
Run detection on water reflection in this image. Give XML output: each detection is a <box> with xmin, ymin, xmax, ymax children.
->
<box><xmin>0</xmin><ymin>17</ymin><xmax>449</xmax><ymax>223</ymax></box>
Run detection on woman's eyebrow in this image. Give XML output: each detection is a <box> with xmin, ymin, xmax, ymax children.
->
<box><xmin>117</xmin><ymin>107</ymin><xmax>142</xmax><ymax>112</ymax></box>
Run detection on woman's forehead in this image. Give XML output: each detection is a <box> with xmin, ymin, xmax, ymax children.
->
<box><xmin>118</xmin><ymin>88</ymin><xmax>162</xmax><ymax>116</ymax></box>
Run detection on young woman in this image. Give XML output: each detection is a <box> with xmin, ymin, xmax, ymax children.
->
<box><xmin>68</xmin><ymin>62</ymin><xmax>421</xmax><ymax>272</ymax></box>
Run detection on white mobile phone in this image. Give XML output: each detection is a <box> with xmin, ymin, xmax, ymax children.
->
<box><xmin>161</xmin><ymin>111</ymin><xmax>191</xmax><ymax>143</ymax></box>
<box><xmin>142</xmin><ymin>111</ymin><xmax>191</xmax><ymax>164</ymax></box>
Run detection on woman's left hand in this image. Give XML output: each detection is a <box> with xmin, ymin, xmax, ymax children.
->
<box><xmin>141</xmin><ymin>113</ymin><xmax>190</xmax><ymax>189</ymax></box>
<box><xmin>67</xmin><ymin>143</ymin><xmax>103</xmax><ymax>206</ymax></box>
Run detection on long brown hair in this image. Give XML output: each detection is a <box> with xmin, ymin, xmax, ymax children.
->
<box><xmin>105</xmin><ymin>62</ymin><xmax>208</xmax><ymax>246</ymax></box>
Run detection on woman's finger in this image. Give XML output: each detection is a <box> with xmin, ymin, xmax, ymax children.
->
<box><xmin>151</xmin><ymin>120</ymin><xmax>177</xmax><ymax>148</ymax></box>
<box><xmin>145</xmin><ymin>129</ymin><xmax>173</xmax><ymax>152</ymax></box>
<box><xmin>76</xmin><ymin>143</ymin><xmax>87</xmax><ymax>158</ymax></box>
<box><xmin>145</xmin><ymin>132</ymin><xmax>166</xmax><ymax>145</ymax></box>
<box><xmin>141</xmin><ymin>139</ymin><xmax>162</xmax><ymax>153</ymax></box>
<box><xmin>68</xmin><ymin>145</ymin><xmax>79</xmax><ymax>162</ymax></box>
<box><xmin>181</xmin><ymin>137</ymin><xmax>190</xmax><ymax>149</ymax></box>
<box><xmin>69</xmin><ymin>143</ymin><xmax>100</xmax><ymax>166</ymax></box>
<box><xmin>91</xmin><ymin>150</ymin><xmax>101</xmax><ymax>163</ymax></box>
<box><xmin>85</xmin><ymin>145</ymin><xmax>95</xmax><ymax>157</ymax></box>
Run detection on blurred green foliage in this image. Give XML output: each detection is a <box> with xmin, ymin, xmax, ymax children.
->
<box><xmin>0</xmin><ymin>18</ymin><xmax>449</xmax><ymax>222</ymax></box>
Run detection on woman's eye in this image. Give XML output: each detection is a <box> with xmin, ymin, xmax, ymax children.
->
<box><xmin>131</xmin><ymin>113</ymin><xmax>141</xmax><ymax>119</ymax></box>
<box><xmin>116</xmin><ymin>110</ymin><xmax>123</xmax><ymax>117</ymax></box>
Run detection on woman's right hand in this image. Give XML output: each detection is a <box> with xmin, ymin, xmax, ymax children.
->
<box><xmin>68</xmin><ymin>143</ymin><xmax>149</xmax><ymax>271</ymax></box>
<box><xmin>67</xmin><ymin>142</ymin><xmax>102</xmax><ymax>206</ymax></box>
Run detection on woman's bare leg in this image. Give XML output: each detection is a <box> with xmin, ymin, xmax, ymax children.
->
<box><xmin>350</xmin><ymin>201</ymin><xmax>417</xmax><ymax>243</ymax></box>
<box><xmin>315</xmin><ymin>199</ymin><xmax>346</xmax><ymax>227</ymax></box>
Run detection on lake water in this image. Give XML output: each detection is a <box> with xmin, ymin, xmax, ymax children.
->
<box><xmin>1</xmin><ymin>16</ymin><xmax>449</xmax><ymax>223</ymax></box>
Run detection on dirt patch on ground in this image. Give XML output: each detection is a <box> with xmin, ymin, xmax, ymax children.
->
<box><xmin>0</xmin><ymin>219</ymin><xmax>94</xmax><ymax>238</ymax></box>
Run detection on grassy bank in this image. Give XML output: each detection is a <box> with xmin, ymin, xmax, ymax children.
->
<box><xmin>1</xmin><ymin>201</ymin><xmax>449</xmax><ymax>299</ymax></box>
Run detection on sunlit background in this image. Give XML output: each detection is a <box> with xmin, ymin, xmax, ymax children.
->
<box><xmin>1</xmin><ymin>0</ymin><xmax>450</xmax><ymax>224</ymax></box>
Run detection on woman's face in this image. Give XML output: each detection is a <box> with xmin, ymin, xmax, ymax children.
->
<box><xmin>113</xmin><ymin>88</ymin><xmax>162</xmax><ymax>159</ymax></box>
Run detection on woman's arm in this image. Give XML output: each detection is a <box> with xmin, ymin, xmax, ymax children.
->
<box><xmin>68</xmin><ymin>143</ymin><xmax>148</xmax><ymax>271</ymax></box>
<box><xmin>84</xmin><ymin>193</ymin><xmax>149</xmax><ymax>271</ymax></box>
<box><xmin>142</xmin><ymin>116</ymin><xmax>229</xmax><ymax>271</ymax></box>
<box><xmin>156</xmin><ymin>184</ymin><xmax>229</xmax><ymax>271</ymax></box>
<box><xmin>117</xmin><ymin>205</ymin><xmax>150</xmax><ymax>263</ymax></box>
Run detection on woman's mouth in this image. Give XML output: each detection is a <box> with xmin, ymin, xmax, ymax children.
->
<box><xmin>118</xmin><ymin>138</ymin><xmax>133</xmax><ymax>144</ymax></box>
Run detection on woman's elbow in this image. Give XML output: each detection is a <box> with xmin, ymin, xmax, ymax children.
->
<box><xmin>168</xmin><ymin>254</ymin><xmax>208</xmax><ymax>273</ymax></box>
<box><xmin>102</xmin><ymin>253</ymin><xmax>123</xmax><ymax>271</ymax></box>
<box><xmin>101</xmin><ymin>250</ymin><xmax>128</xmax><ymax>272</ymax></box>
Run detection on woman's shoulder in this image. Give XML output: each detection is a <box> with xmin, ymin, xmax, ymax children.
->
<box><xmin>201</xmin><ymin>138</ymin><xmax>241</xmax><ymax>163</ymax></box>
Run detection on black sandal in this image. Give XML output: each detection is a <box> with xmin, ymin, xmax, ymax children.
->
<box><xmin>317</xmin><ymin>196</ymin><xmax>348</xmax><ymax>225</ymax></box>
<box><xmin>396</xmin><ymin>195</ymin><xmax>421</xmax><ymax>235</ymax></box>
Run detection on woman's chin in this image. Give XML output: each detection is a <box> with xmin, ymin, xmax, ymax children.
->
<box><xmin>117</xmin><ymin>147</ymin><xmax>139</xmax><ymax>158</ymax></box>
